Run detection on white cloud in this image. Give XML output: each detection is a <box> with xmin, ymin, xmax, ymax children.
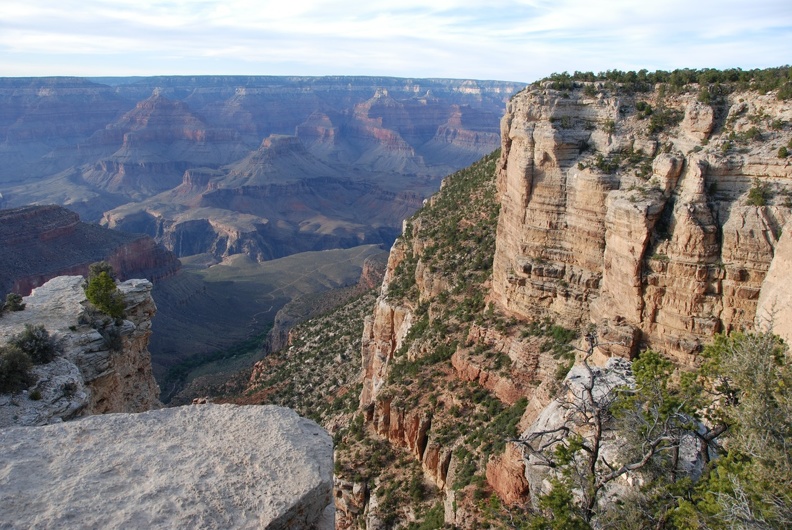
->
<box><xmin>0</xmin><ymin>0</ymin><xmax>789</xmax><ymax>80</ymax></box>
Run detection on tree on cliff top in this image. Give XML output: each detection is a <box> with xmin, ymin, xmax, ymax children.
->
<box><xmin>88</xmin><ymin>261</ymin><xmax>116</xmax><ymax>281</ymax></box>
<box><xmin>84</xmin><ymin>263</ymin><xmax>124</xmax><ymax>319</ymax></box>
<box><xmin>520</xmin><ymin>334</ymin><xmax>704</xmax><ymax>527</ymax></box>
<box><xmin>4</xmin><ymin>293</ymin><xmax>25</xmax><ymax>312</ymax></box>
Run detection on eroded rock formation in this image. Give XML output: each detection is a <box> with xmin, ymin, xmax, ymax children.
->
<box><xmin>0</xmin><ymin>205</ymin><xmax>180</xmax><ymax>296</ymax></box>
<box><xmin>0</xmin><ymin>275</ymin><xmax>161</xmax><ymax>426</ymax></box>
<box><xmin>2</xmin><ymin>76</ymin><xmax>520</xmax><ymax>263</ymax></box>
<box><xmin>492</xmin><ymin>83</ymin><xmax>792</xmax><ymax>362</ymax></box>
<box><xmin>351</xmin><ymin>82</ymin><xmax>792</xmax><ymax>526</ymax></box>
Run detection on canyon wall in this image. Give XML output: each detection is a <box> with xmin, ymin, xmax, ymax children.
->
<box><xmin>1</xmin><ymin>76</ymin><xmax>521</xmax><ymax>263</ymax></box>
<box><xmin>492</xmin><ymin>83</ymin><xmax>792</xmax><ymax>360</ymax></box>
<box><xmin>350</xmin><ymin>82</ymin><xmax>792</xmax><ymax>527</ymax></box>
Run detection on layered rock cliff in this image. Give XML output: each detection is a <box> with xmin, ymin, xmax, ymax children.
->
<box><xmin>492</xmin><ymin>82</ymin><xmax>792</xmax><ymax>360</ymax></box>
<box><xmin>349</xmin><ymin>78</ymin><xmax>792</xmax><ymax>527</ymax></box>
<box><xmin>0</xmin><ymin>275</ymin><xmax>161</xmax><ymax>426</ymax></box>
<box><xmin>216</xmin><ymin>74</ymin><xmax>792</xmax><ymax>528</ymax></box>
<box><xmin>101</xmin><ymin>135</ymin><xmax>418</xmax><ymax>262</ymax></box>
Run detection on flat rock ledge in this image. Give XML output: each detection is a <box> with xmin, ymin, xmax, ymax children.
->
<box><xmin>0</xmin><ymin>404</ymin><xmax>334</xmax><ymax>529</ymax></box>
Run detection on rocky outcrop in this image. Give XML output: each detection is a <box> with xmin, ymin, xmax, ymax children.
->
<box><xmin>0</xmin><ymin>205</ymin><xmax>180</xmax><ymax>296</ymax></box>
<box><xmin>453</xmin><ymin>324</ymin><xmax>559</xmax><ymax>417</ymax></box>
<box><xmin>492</xmin><ymin>84</ymin><xmax>792</xmax><ymax>362</ymax></box>
<box><xmin>518</xmin><ymin>357</ymin><xmax>706</xmax><ymax>507</ymax></box>
<box><xmin>0</xmin><ymin>275</ymin><xmax>161</xmax><ymax>426</ymax></box>
<box><xmin>486</xmin><ymin>443</ymin><xmax>530</xmax><ymax>505</ymax></box>
<box><xmin>358</xmin><ymin>251</ymin><xmax>389</xmax><ymax>290</ymax></box>
<box><xmin>359</xmin><ymin>240</ymin><xmax>415</xmax><ymax>407</ymax></box>
<box><xmin>102</xmin><ymin>164</ymin><xmax>418</xmax><ymax>262</ymax></box>
<box><xmin>756</xmin><ymin>217</ymin><xmax>792</xmax><ymax>344</ymax></box>
<box><xmin>0</xmin><ymin>404</ymin><xmax>334</xmax><ymax>529</ymax></box>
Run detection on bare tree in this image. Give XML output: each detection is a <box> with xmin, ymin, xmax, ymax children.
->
<box><xmin>515</xmin><ymin>332</ymin><xmax>704</xmax><ymax>525</ymax></box>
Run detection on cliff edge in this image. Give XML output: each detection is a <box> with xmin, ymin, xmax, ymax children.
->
<box><xmin>0</xmin><ymin>404</ymin><xmax>334</xmax><ymax>530</ymax></box>
<box><xmin>0</xmin><ymin>275</ymin><xmax>161</xmax><ymax>426</ymax></box>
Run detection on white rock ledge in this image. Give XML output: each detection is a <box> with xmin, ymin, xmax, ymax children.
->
<box><xmin>0</xmin><ymin>404</ymin><xmax>333</xmax><ymax>529</ymax></box>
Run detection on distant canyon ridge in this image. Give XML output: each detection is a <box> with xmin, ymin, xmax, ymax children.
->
<box><xmin>0</xmin><ymin>76</ymin><xmax>523</xmax><ymax>262</ymax></box>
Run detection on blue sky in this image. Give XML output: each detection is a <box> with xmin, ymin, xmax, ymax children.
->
<box><xmin>1</xmin><ymin>0</ymin><xmax>790</xmax><ymax>82</ymax></box>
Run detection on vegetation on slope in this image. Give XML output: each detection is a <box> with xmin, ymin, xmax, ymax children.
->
<box><xmin>521</xmin><ymin>330</ymin><xmax>792</xmax><ymax>530</ymax></box>
<box><xmin>234</xmin><ymin>290</ymin><xmax>374</xmax><ymax>424</ymax></box>
<box><xmin>224</xmin><ymin>120</ymin><xmax>790</xmax><ymax>528</ymax></box>
<box><xmin>358</xmin><ymin>150</ymin><xmax>580</xmax><ymax>527</ymax></box>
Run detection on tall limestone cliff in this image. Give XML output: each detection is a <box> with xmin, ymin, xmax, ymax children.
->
<box><xmin>350</xmin><ymin>77</ymin><xmax>792</xmax><ymax>527</ymax></box>
<box><xmin>0</xmin><ymin>275</ymin><xmax>161</xmax><ymax>426</ymax></box>
<box><xmin>492</xmin><ymin>81</ymin><xmax>792</xmax><ymax>361</ymax></box>
<box><xmin>354</xmin><ymin>152</ymin><xmax>551</xmax><ymax>526</ymax></box>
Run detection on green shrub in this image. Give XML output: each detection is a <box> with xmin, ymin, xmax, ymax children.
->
<box><xmin>4</xmin><ymin>293</ymin><xmax>25</xmax><ymax>312</ymax></box>
<box><xmin>747</xmin><ymin>178</ymin><xmax>772</xmax><ymax>206</ymax></box>
<box><xmin>744</xmin><ymin>126</ymin><xmax>762</xmax><ymax>141</ymax></box>
<box><xmin>9</xmin><ymin>324</ymin><xmax>58</xmax><ymax>364</ymax></box>
<box><xmin>405</xmin><ymin>502</ymin><xmax>445</xmax><ymax>530</ymax></box>
<box><xmin>0</xmin><ymin>345</ymin><xmax>33</xmax><ymax>393</ymax></box>
<box><xmin>697</xmin><ymin>86</ymin><xmax>712</xmax><ymax>103</ymax></box>
<box><xmin>648</xmin><ymin>107</ymin><xmax>683</xmax><ymax>134</ymax></box>
<box><xmin>779</xmin><ymin>146</ymin><xmax>789</xmax><ymax>158</ymax></box>
<box><xmin>84</xmin><ymin>271</ymin><xmax>125</xmax><ymax>318</ymax></box>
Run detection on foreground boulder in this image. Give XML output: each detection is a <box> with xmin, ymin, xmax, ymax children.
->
<box><xmin>0</xmin><ymin>404</ymin><xmax>334</xmax><ymax>529</ymax></box>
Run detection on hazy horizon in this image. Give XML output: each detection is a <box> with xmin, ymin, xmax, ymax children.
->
<box><xmin>1</xmin><ymin>1</ymin><xmax>790</xmax><ymax>83</ymax></box>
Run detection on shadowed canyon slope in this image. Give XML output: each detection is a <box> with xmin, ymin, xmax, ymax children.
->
<box><xmin>0</xmin><ymin>76</ymin><xmax>522</xmax><ymax>261</ymax></box>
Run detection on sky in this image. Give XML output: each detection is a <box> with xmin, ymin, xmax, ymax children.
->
<box><xmin>1</xmin><ymin>0</ymin><xmax>790</xmax><ymax>83</ymax></box>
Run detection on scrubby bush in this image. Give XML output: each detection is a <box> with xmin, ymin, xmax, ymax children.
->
<box><xmin>4</xmin><ymin>293</ymin><xmax>25</xmax><ymax>312</ymax></box>
<box><xmin>0</xmin><ymin>345</ymin><xmax>33</xmax><ymax>393</ymax></box>
<box><xmin>9</xmin><ymin>324</ymin><xmax>58</xmax><ymax>364</ymax></box>
<box><xmin>88</xmin><ymin>261</ymin><xmax>115</xmax><ymax>281</ymax></box>
<box><xmin>747</xmin><ymin>177</ymin><xmax>772</xmax><ymax>206</ymax></box>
